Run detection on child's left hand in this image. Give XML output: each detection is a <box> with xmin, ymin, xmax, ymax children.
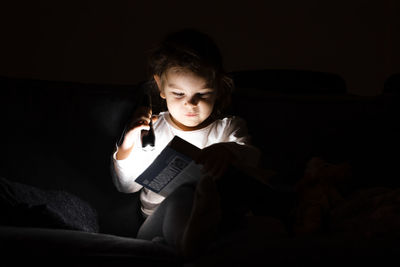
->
<box><xmin>194</xmin><ymin>143</ymin><xmax>235</xmax><ymax>179</ymax></box>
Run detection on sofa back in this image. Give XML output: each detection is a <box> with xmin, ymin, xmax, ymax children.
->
<box><xmin>1</xmin><ymin>75</ymin><xmax>399</xmax><ymax>234</ymax></box>
<box><xmin>231</xmin><ymin>89</ymin><xmax>399</xmax><ymax>185</ymax></box>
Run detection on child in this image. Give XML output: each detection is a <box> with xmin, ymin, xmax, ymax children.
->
<box><xmin>111</xmin><ymin>28</ymin><xmax>262</xmax><ymax>258</ymax></box>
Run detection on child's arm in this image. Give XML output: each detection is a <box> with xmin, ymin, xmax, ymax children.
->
<box><xmin>116</xmin><ymin>106</ymin><xmax>153</xmax><ymax>160</ymax></box>
<box><xmin>195</xmin><ymin>142</ymin><xmax>260</xmax><ymax>178</ymax></box>
<box><xmin>111</xmin><ymin>106</ymin><xmax>156</xmax><ymax>193</ymax></box>
<box><xmin>195</xmin><ymin>116</ymin><xmax>261</xmax><ymax>178</ymax></box>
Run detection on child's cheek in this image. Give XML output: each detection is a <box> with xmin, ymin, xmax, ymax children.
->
<box><xmin>166</xmin><ymin>97</ymin><xmax>179</xmax><ymax>108</ymax></box>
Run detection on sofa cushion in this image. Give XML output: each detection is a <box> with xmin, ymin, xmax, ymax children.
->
<box><xmin>0</xmin><ymin>76</ymin><xmax>146</xmax><ymax>237</ymax></box>
<box><xmin>0</xmin><ymin>226</ymin><xmax>181</xmax><ymax>266</ymax></box>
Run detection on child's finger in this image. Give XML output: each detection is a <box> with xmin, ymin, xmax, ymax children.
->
<box><xmin>119</xmin><ymin>122</ymin><xmax>150</xmax><ymax>149</ymax></box>
<box><xmin>128</xmin><ymin>118</ymin><xmax>151</xmax><ymax>131</ymax></box>
<box><xmin>202</xmin><ymin>160</ymin><xmax>219</xmax><ymax>179</ymax></box>
<box><xmin>151</xmin><ymin>115</ymin><xmax>158</xmax><ymax>123</ymax></box>
<box><xmin>131</xmin><ymin>107</ymin><xmax>152</xmax><ymax>123</ymax></box>
<box><xmin>210</xmin><ymin>159</ymin><xmax>229</xmax><ymax>181</ymax></box>
<box><xmin>194</xmin><ymin>152</ymin><xmax>206</xmax><ymax>165</ymax></box>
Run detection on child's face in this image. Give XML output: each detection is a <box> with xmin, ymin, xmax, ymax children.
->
<box><xmin>155</xmin><ymin>68</ymin><xmax>217</xmax><ymax>131</ymax></box>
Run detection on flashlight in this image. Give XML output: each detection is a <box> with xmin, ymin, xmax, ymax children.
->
<box><xmin>117</xmin><ymin>90</ymin><xmax>155</xmax><ymax>150</ymax></box>
<box><xmin>141</xmin><ymin>117</ymin><xmax>155</xmax><ymax>151</ymax></box>
<box><xmin>140</xmin><ymin>92</ymin><xmax>155</xmax><ymax>151</ymax></box>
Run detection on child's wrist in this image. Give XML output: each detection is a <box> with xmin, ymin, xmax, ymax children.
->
<box><xmin>116</xmin><ymin>143</ymin><xmax>135</xmax><ymax>160</ymax></box>
<box><xmin>119</xmin><ymin>141</ymin><xmax>135</xmax><ymax>151</ymax></box>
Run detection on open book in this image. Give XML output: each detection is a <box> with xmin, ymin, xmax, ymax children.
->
<box><xmin>135</xmin><ymin>136</ymin><xmax>204</xmax><ymax>197</ymax></box>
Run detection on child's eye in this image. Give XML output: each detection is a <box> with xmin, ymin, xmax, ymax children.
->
<box><xmin>172</xmin><ymin>92</ymin><xmax>184</xmax><ymax>97</ymax></box>
<box><xmin>198</xmin><ymin>93</ymin><xmax>211</xmax><ymax>98</ymax></box>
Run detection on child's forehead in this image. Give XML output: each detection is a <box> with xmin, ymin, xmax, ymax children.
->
<box><xmin>164</xmin><ymin>67</ymin><xmax>198</xmax><ymax>77</ymax></box>
<box><xmin>162</xmin><ymin>68</ymin><xmax>211</xmax><ymax>88</ymax></box>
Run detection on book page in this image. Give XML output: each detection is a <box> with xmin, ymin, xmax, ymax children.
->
<box><xmin>159</xmin><ymin>161</ymin><xmax>203</xmax><ymax>197</ymax></box>
<box><xmin>135</xmin><ymin>136</ymin><xmax>203</xmax><ymax>197</ymax></box>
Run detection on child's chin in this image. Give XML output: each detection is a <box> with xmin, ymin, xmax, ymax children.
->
<box><xmin>185</xmin><ymin>121</ymin><xmax>200</xmax><ymax>127</ymax></box>
<box><xmin>183</xmin><ymin>123</ymin><xmax>201</xmax><ymax>130</ymax></box>
<box><xmin>181</xmin><ymin>118</ymin><xmax>201</xmax><ymax>127</ymax></box>
<box><xmin>180</xmin><ymin>121</ymin><xmax>204</xmax><ymax>130</ymax></box>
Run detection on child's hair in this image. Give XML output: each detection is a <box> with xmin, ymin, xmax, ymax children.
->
<box><xmin>146</xmin><ymin>28</ymin><xmax>234</xmax><ymax>117</ymax></box>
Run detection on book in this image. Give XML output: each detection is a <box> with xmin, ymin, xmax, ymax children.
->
<box><xmin>135</xmin><ymin>136</ymin><xmax>204</xmax><ymax>197</ymax></box>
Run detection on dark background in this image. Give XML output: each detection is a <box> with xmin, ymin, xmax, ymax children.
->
<box><xmin>1</xmin><ymin>0</ymin><xmax>399</xmax><ymax>96</ymax></box>
<box><xmin>1</xmin><ymin>1</ymin><xmax>400</xmax><ymax>252</ymax></box>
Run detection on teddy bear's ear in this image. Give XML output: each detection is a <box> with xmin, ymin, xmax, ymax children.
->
<box><xmin>304</xmin><ymin>157</ymin><xmax>326</xmax><ymax>176</ymax></box>
<box><xmin>325</xmin><ymin>162</ymin><xmax>353</xmax><ymax>195</ymax></box>
<box><xmin>298</xmin><ymin>157</ymin><xmax>326</xmax><ymax>186</ymax></box>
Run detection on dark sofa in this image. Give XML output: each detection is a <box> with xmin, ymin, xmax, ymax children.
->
<box><xmin>0</xmin><ymin>71</ymin><xmax>399</xmax><ymax>266</ymax></box>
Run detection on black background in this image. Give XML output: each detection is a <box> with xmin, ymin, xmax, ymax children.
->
<box><xmin>1</xmin><ymin>0</ymin><xmax>399</xmax><ymax>96</ymax></box>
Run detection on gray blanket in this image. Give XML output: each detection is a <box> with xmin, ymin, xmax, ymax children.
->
<box><xmin>0</xmin><ymin>176</ymin><xmax>98</xmax><ymax>232</ymax></box>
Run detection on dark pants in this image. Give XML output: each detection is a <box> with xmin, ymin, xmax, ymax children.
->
<box><xmin>137</xmin><ymin>183</ymin><xmax>195</xmax><ymax>245</ymax></box>
<box><xmin>136</xmin><ymin>166</ymin><xmax>296</xmax><ymax>246</ymax></box>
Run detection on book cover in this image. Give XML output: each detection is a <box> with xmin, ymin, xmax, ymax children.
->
<box><xmin>135</xmin><ymin>136</ymin><xmax>204</xmax><ymax>197</ymax></box>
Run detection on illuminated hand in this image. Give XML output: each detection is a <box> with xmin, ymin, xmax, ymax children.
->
<box><xmin>194</xmin><ymin>143</ymin><xmax>235</xmax><ymax>179</ymax></box>
<box><xmin>116</xmin><ymin>107</ymin><xmax>157</xmax><ymax>159</ymax></box>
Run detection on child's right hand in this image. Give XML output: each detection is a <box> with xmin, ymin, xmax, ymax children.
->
<box><xmin>116</xmin><ymin>106</ymin><xmax>156</xmax><ymax>160</ymax></box>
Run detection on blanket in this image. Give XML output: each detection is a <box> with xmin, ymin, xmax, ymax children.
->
<box><xmin>0</xmin><ymin>176</ymin><xmax>98</xmax><ymax>233</ymax></box>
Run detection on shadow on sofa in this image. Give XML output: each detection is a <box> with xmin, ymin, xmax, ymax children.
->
<box><xmin>0</xmin><ymin>71</ymin><xmax>399</xmax><ymax>266</ymax></box>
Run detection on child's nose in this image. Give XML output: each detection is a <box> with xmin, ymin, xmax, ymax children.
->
<box><xmin>187</xmin><ymin>95</ymin><xmax>200</xmax><ymax>106</ymax></box>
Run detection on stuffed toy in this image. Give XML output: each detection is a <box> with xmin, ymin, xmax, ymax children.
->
<box><xmin>293</xmin><ymin>157</ymin><xmax>352</xmax><ymax>236</ymax></box>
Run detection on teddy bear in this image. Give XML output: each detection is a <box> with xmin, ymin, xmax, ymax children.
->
<box><xmin>293</xmin><ymin>156</ymin><xmax>400</xmax><ymax>240</ymax></box>
<box><xmin>292</xmin><ymin>157</ymin><xmax>352</xmax><ymax>236</ymax></box>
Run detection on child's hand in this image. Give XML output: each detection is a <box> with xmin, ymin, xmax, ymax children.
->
<box><xmin>195</xmin><ymin>143</ymin><xmax>235</xmax><ymax>179</ymax></box>
<box><xmin>116</xmin><ymin>106</ymin><xmax>157</xmax><ymax>159</ymax></box>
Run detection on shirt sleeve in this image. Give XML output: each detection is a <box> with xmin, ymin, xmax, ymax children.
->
<box><xmin>222</xmin><ymin>116</ymin><xmax>261</xmax><ymax>167</ymax></box>
<box><xmin>111</xmin><ymin>141</ymin><xmax>160</xmax><ymax>193</ymax></box>
<box><xmin>110</xmin><ymin>113</ymin><xmax>171</xmax><ymax>193</ymax></box>
<box><xmin>110</xmin><ymin>145</ymin><xmax>144</xmax><ymax>193</ymax></box>
<box><xmin>225</xmin><ymin>116</ymin><xmax>252</xmax><ymax>145</ymax></box>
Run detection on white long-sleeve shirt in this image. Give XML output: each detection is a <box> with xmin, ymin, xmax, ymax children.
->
<box><xmin>111</xmin><ymin>111</ymin><xmax>260</xmax><ymax>216</ymax></box>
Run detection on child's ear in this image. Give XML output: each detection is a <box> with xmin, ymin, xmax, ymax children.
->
<box><xmin>154</xmin><ymin>75</ymin><xmax>166</xmax><ymax>99</ymax></box>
